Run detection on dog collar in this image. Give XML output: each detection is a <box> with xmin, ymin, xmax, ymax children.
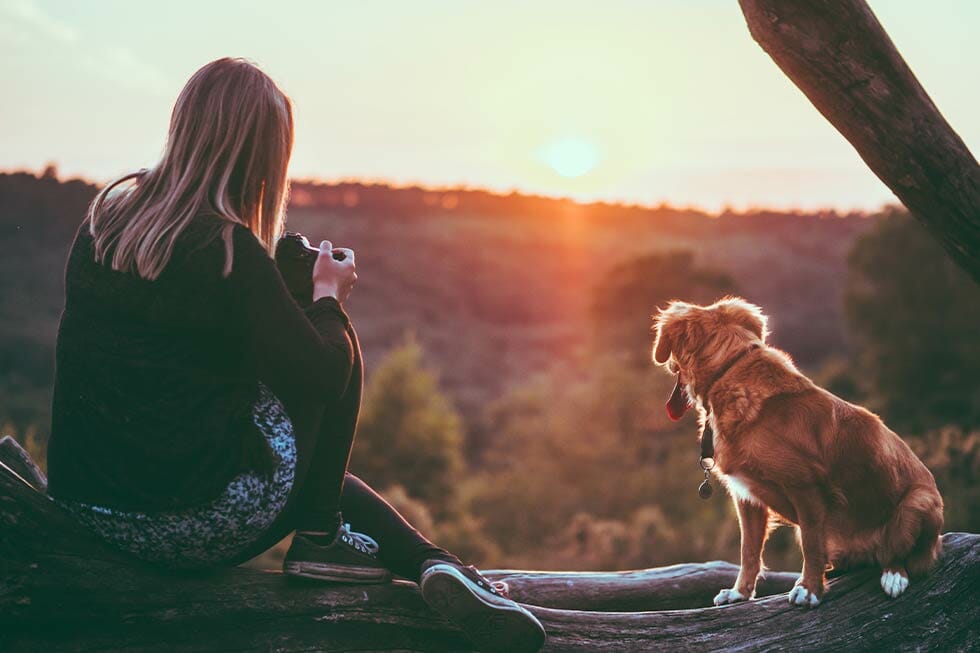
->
<box><xmin>700</xmin><ymin>343</ymin><xmax>761</xmax><ymax>399</ymax></box>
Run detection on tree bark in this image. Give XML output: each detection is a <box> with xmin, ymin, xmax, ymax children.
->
<box><xmin>1</xmin><ymin>441</ymin><xmax>978</xmax><ymax>652</ymax></box>
<box><xmin>737</xmin><ymin>0</ymin><xmax>980</xmax><ymax>283</ymax></box>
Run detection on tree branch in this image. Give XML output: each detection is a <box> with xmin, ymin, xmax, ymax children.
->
<box><xmin>738</xmin><ymin>0</ymin><xmax>980</xmax><ymax>282</ymax></box>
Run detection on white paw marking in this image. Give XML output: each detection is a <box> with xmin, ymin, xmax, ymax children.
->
<box><xmin>788</xmin><ymin>584</ymin><xmax>821</xmax><ymax>607</ymax></box>
<box><xmin>713</xmin><ymin>588</ymin><xmax>747</xmax><ymax>606</ymax></box>
<box><xmin>880</xmin><ymin>570</ymin><xmax>909</xmax><ymax>598</ymax></box>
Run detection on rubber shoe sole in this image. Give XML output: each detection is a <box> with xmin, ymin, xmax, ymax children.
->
<box><xmin>420</xmin><ymin>564</ymin><xmax>546</xmax><ymax>653</ymax></box>
<box><xmin>284</xmin><ymin>560</ymin><xmax>392</xmax><ymax>584</ymax></box>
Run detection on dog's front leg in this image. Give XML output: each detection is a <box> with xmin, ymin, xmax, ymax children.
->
<box><xmin>714</xmin><ymin>499</ymin><xmax>768</xmax><ymax>605</ymax></box>
<box><xmin>789</xmin><ymin>504</ymin><xmax>828</xmax><ymax>608</ymax></box>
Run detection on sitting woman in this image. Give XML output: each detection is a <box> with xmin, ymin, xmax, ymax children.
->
<box><xmin>46</xmin><ymin>57</ymin><xmax>545</xmax><ymax>653</ymax></box>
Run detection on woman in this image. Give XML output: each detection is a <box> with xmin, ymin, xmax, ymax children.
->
<box><xmin>46</xmin><ymin>58</ymin><xmax>545</xmax><ymax>653</ymax></box>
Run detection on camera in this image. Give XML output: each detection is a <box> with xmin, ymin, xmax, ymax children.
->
<box><xmin>274</xmin><ymin>231</ymin><xmax>345</xmax><ymax>307</ymax></box>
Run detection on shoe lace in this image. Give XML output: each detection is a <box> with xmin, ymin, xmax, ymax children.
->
<box><xmin>462</xmin><ymin>565</ymin><xmax>511</xmax><ymax>598</ymax></box>
<box><xmin>340</xmin><ymin>522</ymin><xmax>380</xmax><ymax>556</ymax></box>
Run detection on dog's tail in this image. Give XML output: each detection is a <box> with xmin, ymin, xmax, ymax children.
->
<box><xmin>881</xmin><ymin>484</ymin><xmax>944</xmax><ymax>578</ymax></box>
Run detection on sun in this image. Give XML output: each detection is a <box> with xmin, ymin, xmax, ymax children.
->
<box><xmin>539</xmin><ymin>137</ymin><xmax>600</xmax><ymax>178</ymax></box>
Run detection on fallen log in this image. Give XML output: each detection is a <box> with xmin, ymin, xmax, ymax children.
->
<box><xmin>1</xmin><ymin>437</ymin><xmax>977</xmax><ymax>652</ymax></box>
<box><xmin>737</xmin><ymin>0</ymin><xmax>980</xmax><ymax>283</ymax></box>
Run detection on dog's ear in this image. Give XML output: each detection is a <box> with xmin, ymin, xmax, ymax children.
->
<box><xmin>714</xmin><ymin>297</ymin><xmax>769</xmax><ymax>342</ymax></box>
<box><xmin>653</xmin><ymin>323</ymin><xmax>672</xmax><ymax>364</ymax></box>
<box><xmin>653</xmin><ymin>302</ymin><xmax>695</xmax><ymax>365</ymax></box>
<box><xmin>735</xmin><ymin>306</ymin><xmax>768</xmax><ymax>341</ymax></box>
<box><xmin>741</xmin><ymin>313</ymin><xmax>767</xmax><ymax>341</ymax></box>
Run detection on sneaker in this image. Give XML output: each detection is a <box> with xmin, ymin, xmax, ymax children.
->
<box><xmin>420</xmin><ymin>560</ymin><xmax>546</xmax><ymax>653</ymax></box>
<box><xmin>283</xmin><ymin>522</ymin><xmax>393</xmax><ymax>583</ymax></box>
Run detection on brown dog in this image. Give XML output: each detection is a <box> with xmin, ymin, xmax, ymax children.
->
<box><xmin>652</xmin><ymin>297</ymin><xmax>943</xmax><ymax>607</ymax></box>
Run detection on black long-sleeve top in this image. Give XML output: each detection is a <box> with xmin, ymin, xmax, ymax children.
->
<box><xmin>47</xmin><ymin>213</ymin><xmax>353</xmax><ymax>512</ymax></box>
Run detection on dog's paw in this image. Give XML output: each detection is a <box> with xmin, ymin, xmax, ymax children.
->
<box><xmin>880</xmin><ymin>568</ymin><xmax>909</xmax><ymax>598</ymax></box>
<box><xmin>787</xmin><ymin>584</ymin><xmax>821</xmax><ymax>607</ymax></box>
<box><xmin>713</xmin><ymin>588</ymin><xmax>748</xmax><ymax>606</ymax></box>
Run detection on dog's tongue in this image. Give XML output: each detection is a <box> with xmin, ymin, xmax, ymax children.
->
<box><xmin>666</xmin><ymin>376</ymin><xmax>690</xmax><ymax>421</ymax></box>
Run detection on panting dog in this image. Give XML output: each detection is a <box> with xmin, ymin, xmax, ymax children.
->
<box><xmin>651</xmin><ymin>297</ymin><xmax>943</xmax><ymax>607</ymax></box>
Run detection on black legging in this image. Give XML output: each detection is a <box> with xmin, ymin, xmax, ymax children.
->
<box><xmin>229</xmin><ymin>326</ymin><xmax>459</xmax><ymax>582</ymax></box>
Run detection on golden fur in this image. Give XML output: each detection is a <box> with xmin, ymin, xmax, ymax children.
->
<box><xmin>652</xmin><ymin>297</ymin><xmax>943</xmax><ymax>606</ymax></box>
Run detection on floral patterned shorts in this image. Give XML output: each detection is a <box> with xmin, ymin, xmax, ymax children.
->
<box><xmin>56</xmin><ymin>383</ymin><xmax>297</xmax><ymax>568</ymax></box>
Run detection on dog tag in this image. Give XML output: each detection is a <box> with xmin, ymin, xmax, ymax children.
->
<box><xmin>698</xmin><ymin>456</ymin><xmax>715</xmax><ymax>500</ymax></box>
<box><xmin>698</xmin><ymin>478</ymin><xmax>713</xmax><ymax>500</ymax></box>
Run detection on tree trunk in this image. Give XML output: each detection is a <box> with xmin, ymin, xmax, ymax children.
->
<box><xmin>737</xmin><ymin>0</ymin><xmax>980</xmax><ymax>283</ymax></box>
<box><xmin>1</xmin><ymin>438</ymin><xmax>978</xmax><ymax>652</ymax></box>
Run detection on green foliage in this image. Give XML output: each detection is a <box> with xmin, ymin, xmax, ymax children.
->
<box><xmin>811</xmin><ymin>356</ymin><xmax>862</xmax><ymax>404</ymax></box>
<box><xmin>908</xmin><ymin>428</ymin><xmax>980</xmax><ymax>533</ymax></box>
<box><xmin>349</xmin><ymin>338</ymin><xmax>501</xmax><ymax>563</ymax></box>
<box><xmin>351</xmin><ymin>335</ymin><xmax>465</xmax><ymax>518</ymax></box>
<box><xmin>845</xmin><ymin>209</ymin><xmax>980</xmax><ymax>433</ymax></box>
<box><xmin>590</xmin><ymin>250</ymin><xmax>737</xmax><ymax>365</ymax></box>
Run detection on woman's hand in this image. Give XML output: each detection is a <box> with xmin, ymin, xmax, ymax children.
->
<box><xmin>313</xmin><ymin>240</ymin><xmax>357</xmax><ymax>304</ymax></box>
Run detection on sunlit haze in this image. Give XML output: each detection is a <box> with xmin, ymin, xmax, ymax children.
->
<box><xmin>1</xmin><ymin>0</ymin><xmax>977</xmax><ymax>210</ymax></box>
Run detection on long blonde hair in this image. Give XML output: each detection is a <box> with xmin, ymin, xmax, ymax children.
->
<box><xmin>89</xmin><ymin>58</ymin><xmax>294</xmax><ymax>279</ymax></box>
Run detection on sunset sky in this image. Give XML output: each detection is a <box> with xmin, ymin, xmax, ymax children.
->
<box><xmin>1</xmin><ymin>0</ymin><xmax>977</xmax><ymax>211</ymax></box>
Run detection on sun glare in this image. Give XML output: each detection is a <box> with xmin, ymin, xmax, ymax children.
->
<box><xmin>539</xmin><ymin>138</ymin><xmax>600</xmax><ymax>178</ymax></box>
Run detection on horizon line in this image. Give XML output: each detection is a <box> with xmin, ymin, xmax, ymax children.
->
<box><xmin>2</xmin><ymin>165</ymin><xmax>901</xmax><ymax>217</ymax></box>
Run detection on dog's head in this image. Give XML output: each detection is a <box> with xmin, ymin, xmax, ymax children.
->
<box><xmin>652</xmin><ymin>297</ymin><xmax>768</xmax><ymax>420</ymax></box>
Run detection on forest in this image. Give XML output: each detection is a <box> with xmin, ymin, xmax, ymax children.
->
<box><xmin>1</xmin><ymin>169</ymin><xmax>978</xmax><ymax>574</ymax></box>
